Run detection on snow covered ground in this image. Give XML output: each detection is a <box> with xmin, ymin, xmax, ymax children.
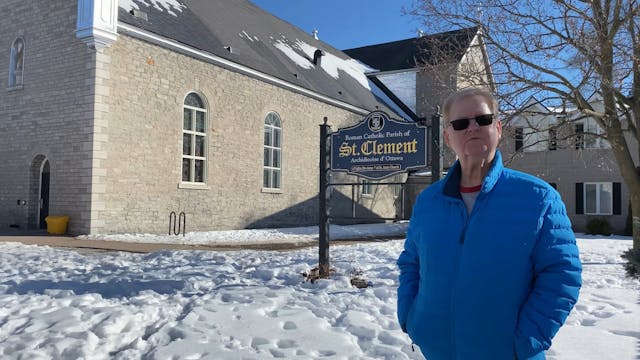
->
<box><xmin>0</xmin><ymin>225</ymin><xmax>638</xmax><ymax>359</ymax></box>
<box><xmin>77</xmin><ymin>222</ymin><xmax>411</xmax><ymax>246</ymax></box>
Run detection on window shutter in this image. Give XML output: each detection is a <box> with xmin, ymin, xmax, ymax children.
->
<box><xmin>575</xmin><ymin>183</ymin><xmax>584</xmax><ymax>214</ymax></box>
<box><xmin>613</xmin><ymin>182</ymin><xmax>621</xmax><ymax>215</ymax></box>
<box><xmin>515</xmin><ymin>128</ymin><xmax>523</xmax><ymax>151</ymax></box>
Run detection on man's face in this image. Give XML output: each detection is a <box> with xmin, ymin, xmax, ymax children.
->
<box><xmin>443</xmin><ymin>95</ymin><xmax>502</xmax><ymax>160</ymax></box>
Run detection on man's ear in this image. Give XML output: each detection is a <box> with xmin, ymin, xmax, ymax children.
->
<box><xmin>443</xmin><ymin>127</ymin><xmax>451</xmax><ymax>148</ymax></box>
<box><xmin>496</xmin><ymin>120</ymin><xmax>503</xmax><ymax>141</ymax></box>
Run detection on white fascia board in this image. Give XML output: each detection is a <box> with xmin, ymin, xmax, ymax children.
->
<box><xmin>365</xmin><ymin>68</ymin><xmax>419</xmax><ymax>77</ymax></box>
<box><xmin>117</xmin><ymin>23</ymin><xmax>370</xmax><ymax>115</ymax></box>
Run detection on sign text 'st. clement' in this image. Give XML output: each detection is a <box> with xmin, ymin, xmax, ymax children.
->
<box><xmin>330</xmin><ymin>111</ymin><xmax>427</xmax><ymax>180</ymax></box>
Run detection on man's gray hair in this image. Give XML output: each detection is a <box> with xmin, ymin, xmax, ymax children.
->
<box><xmin>442</xmin><ymin>88</ymin><xmax>499</xmax><ymax>121</ymax></box>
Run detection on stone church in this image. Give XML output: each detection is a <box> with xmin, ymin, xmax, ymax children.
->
<box><xmin>0</xmin><ymin>0</ymin><xmax>488</xmax><ymax>235</ymax></box>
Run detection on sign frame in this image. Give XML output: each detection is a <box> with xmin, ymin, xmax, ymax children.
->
<box><xmin>330</xmin><ymin>111</ymin><xmax>428</xmax><ymax>180</ymax></box>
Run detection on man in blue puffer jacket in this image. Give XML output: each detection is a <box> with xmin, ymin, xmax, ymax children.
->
<box><xmin>397</xmin><ymin>88</ymin><xmax>582</xmax><ymax>359</ymax></box>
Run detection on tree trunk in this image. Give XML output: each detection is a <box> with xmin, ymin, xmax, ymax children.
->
<box><xmin>605</xmin><ymin>126</ymin><xmax>640</xmax><ymax>251</ymax></box>
<box><xmin>632</xmin><ymin>200</ymin><xmax>640</xmax><ymax>251</ymax></box>
<box><xmin>633</xmin><ymin>169</ymin><xmax>640</xmax><ymax>251</ymax></box>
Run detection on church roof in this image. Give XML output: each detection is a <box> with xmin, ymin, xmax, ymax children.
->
<box><xmin>117</xmin><ymin>0</ymin><xmax>393</xmax><ymax>114</ymax></box>
<box><xmin>343</xmin><ymin>27</ymin><xmax>480</xmax><ymax>72</ymax></box>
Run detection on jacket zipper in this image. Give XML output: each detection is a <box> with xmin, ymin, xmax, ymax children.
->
<box><xmin>459</xmin><ymin>191</ymin><xmax>483</xmax><ymax>243</ymax></box>
<box><xmin>452</xmin><ymin>192</ymin><xmax>485</xmax><ymax>358</ymax></box>
<box><xmin>451</xmin><ymin>200</ymin><xmax>467</xmax><ymax>359</ymax></box>
<box><xmin>459</xmin><ymin>219</ymin><xmax>468</xmax><ymax>244</ymax></box>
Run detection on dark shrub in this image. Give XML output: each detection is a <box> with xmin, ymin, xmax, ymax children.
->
<box><xmin>585</xmin><ymin>217</ymin><xmax>612</xmax><ymax>236</ymax></box>
<box><xmin>622</xmin><ymin>248</ymin><xmax>640</xmax><ymax>280</ymax></box>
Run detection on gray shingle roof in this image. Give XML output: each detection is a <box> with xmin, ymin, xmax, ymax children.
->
<box><xmin>117</xmin><ymin>0</ymin><xmax>392</xmax><ymax>113</ymax></box>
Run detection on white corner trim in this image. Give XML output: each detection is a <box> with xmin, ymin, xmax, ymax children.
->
<box><xmin>117</xmin><ymin>23</ymin><xmax>370</xmax><ymax>115</ymax></box>
<box><xmin>76</xmin><ymin>0</ymin><xmax>119</xmax><ymax>49</ymax></box>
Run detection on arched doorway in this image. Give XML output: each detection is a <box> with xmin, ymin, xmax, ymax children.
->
<box><xmin>28</xmin><ymin>155</ymin><xmax>49</xmax><ymax>229</ymax></box>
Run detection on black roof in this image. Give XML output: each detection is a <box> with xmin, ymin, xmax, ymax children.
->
<box><xmin>343</xmin><ymin>27</ymin><xmax>480</xmax><ymax>72</ymax></box>
<box><xmin>117</xmin><ymin>0</ymin><xmax>392</xmax><ymax>113</ymax></box>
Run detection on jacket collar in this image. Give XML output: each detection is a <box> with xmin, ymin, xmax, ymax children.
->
<box><xmin>442</xmin><ymin>150</ymin><xmax>504</xmax><ymax>198</ymax></box>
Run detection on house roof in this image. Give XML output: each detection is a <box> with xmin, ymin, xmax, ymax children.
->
<box><xmin>116</xmin><ymin>0</ymin><xmax>395</xmax><ymax>115</ymax></box>
<box><xmin>343</xmin><ymin>27</ymin><xmax>480</xmax><ymax>72</ymax></box>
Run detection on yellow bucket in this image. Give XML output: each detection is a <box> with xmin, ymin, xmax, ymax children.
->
<box><xmin>45</xmin><ymin>215</ymin><xmax>69</xmax><ymax>235</ymax></box>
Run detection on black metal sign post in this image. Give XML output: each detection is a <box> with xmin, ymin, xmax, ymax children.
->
<box><xmin>318</xmin><ymin>111</ymin><xmax>428</xmax><ymax>279</ymax></box>
<box><xmin>318</xmin><ymin>117</ymin><xmax>331</xmax><ymax>277</ymax></box>
<box><xmin>431</xmin><ymin>108</ymin><xmax>442</xmax><ymax>183</ymax></box>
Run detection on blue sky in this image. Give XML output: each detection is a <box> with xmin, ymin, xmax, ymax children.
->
<box><xmin>250</xmin><ymin>0</ymin><xmax>422</xmax><ymax>50</ymax></box>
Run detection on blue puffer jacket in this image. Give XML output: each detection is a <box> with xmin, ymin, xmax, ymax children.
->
<box><xmin>397</xmin><ymin>151</ymin><xmax>581</xmax><ymax>360</ymax></box>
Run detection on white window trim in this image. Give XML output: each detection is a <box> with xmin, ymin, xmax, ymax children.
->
<box><xmin>514</xmin><ymin>127</ymin><xmax>524</xmax><ymax>151</ymax></box>
<box><xmin>178</xmin><ymin>183</ymin><xmax>210</xmax><ymax>190</ymax></box>
<box><xmin>181</xmin><ymin>99</ymin><xmax>208</xmax><ymax>185</ymax></box>
<box><xmin>361</xmin><ymin>179</ymin><xmax>373</xmax><ymax>197</ymax></box>
<box><xmin>261</xmin><ymin>187</ymin><xmax>283</xmax><ymax>194</ymax></box>
<box><xmin>262</xmin><ymin>112</ymin><xmax>282</xmax><ymax>191</ymax></box>
<box><xmin>575</xmin><ymin>120</ymin><xmax>609</xmax><ymax>149</ymax></box>
<box><xmin>521</xmin><ymin>127</ymin><xmax>550</xmax><ymax>152</ymax></box>
<box><xmin>583</xmin><ymin>182</ymin><xmax>613</xmax><ymax>215</ymax></box>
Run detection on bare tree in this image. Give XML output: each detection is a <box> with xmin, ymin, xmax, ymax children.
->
<box><xmin>408</xmin><ymin>0</ymin><xmax>640</xmax><ymax>259</ymax></box>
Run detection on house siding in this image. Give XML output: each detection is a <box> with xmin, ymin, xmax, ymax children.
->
<box><xmin>502</xmin><ymin>125</ymin><xmax>633</xmax><ymax>234</ymax></box>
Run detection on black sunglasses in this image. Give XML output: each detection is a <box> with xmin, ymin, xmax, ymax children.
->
<box><xmin>449</xmin><ymin>114</ymin><xmax>494</xmax><ymax>131</ymax></box>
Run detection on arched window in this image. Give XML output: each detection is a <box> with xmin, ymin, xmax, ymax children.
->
<box><xmin>263</xmin><ymin>112</ymin><xmax>282</xmax><ymax>190</ymax></box>
<box><xmin>182</xmin><ymin>93</ymin><xmax>207</xmax><ymax>184</ymax></box>
<box><xmin>9</xmin><ymin>37</ymin><xmax>25</xmax><ymax>87</ymax></box>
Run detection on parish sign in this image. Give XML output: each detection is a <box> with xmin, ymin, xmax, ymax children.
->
<box><xmin>330</xmin><ymin>111</ymin><xmax>427</xmax><ymax>180</ymax></box>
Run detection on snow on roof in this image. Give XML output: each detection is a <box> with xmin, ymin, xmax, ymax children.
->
<box><xmin>119</xmin><ymin>0</ymin><xmax>185</xmax><ymax>17</ymax></box>
<box><xmin>273</xmin><ymin>37</ymin><xmax>377</xmax><ymax>90</ymax></box>
<box><xmin>116</xmin><ymin>0</ymin><xmax>391</xmax><ymax>112</ymax></box>
<box><xmin>272</xmin><ymin>39</ymin><xmax>314</xmax><ymax>70</ymax></box>
<box><xmin>239</xmin><ymin>30</ymin><xmax>259</xmax><ymax>43</ymax></box>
